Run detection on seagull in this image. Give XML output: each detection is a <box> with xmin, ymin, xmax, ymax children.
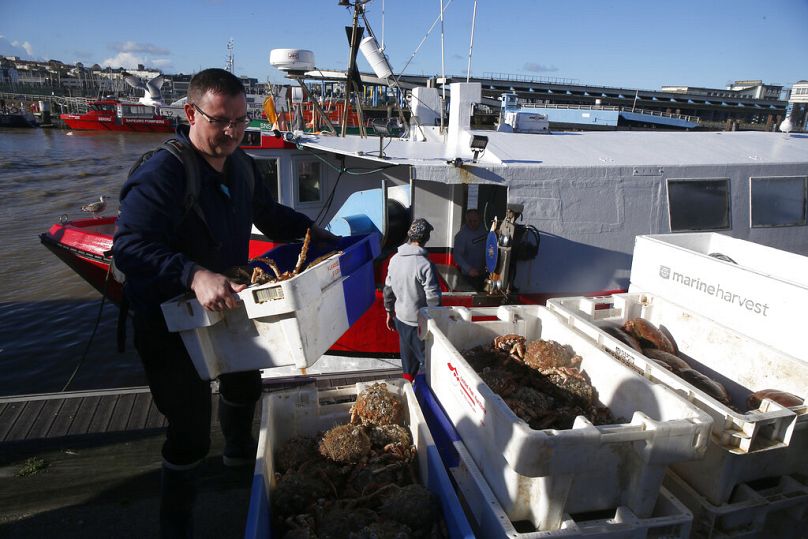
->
<box><xmin>81</xmin><ymin>195</ymin><xmax>107</xmax><ymax>217</ymax></box>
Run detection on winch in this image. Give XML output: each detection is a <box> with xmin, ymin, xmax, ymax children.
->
<box><xmin>484</xmin><ymin>203</ymin><xmax>540</xmax><ymax>297</ymax></box>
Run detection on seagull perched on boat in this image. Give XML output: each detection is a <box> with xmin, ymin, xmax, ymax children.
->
<box><xmin>81</xmin><ymin>196</ymin><xmax>107</xmax><ymax>217</ymax></box>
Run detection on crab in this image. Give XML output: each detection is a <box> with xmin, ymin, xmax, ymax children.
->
<box><xmin>350</xmin><ymin>383</ymin><xmax>402</xmax><ymax>426</ymax></box>
<box><xmin>623</xmin><ymin>318</ymin><xmax>676</xmax><ymax>354</ymax></box>
<box><xmin>377</xmin><ymin>483</ymin><xmax>439</xmax><ymax>534</ymax></box>
<box><xmin>522</xmin><ymin>339</ymin><xmax>581</xmax><ymax>371</ymax></box>
<box><xmin>272</xmin><ymin>470</ymin><xmax>332</xmax><ymax>519</ymax></box>
<box><xmin>493</xmin><ymin>334</ymin><xmax>527</xmax><ymax>360</ymax></box>
<box><xmin>380</xmin><ymin>442</ymin><xmax>416</xmax><ymax>463</ymax></box>
<box><xmin>368</xmin><ymin>424</ymin><xmax>412</xmax><ymax>450</ymax></box>
<box><xmin>276</xmin><ymin>435</ymin><xmax>320</xmax><ymax>473</ymax></box>
<box><xmin>319</xmin><ymin>424</ymin><xmax>372</xmax><ymax>464</ymax></box>
<box><xmin>539</xmin><ymin>366</ymin><xmax>596</xmax><ymax>408</ymax></box>
<box><xmin>677</xmin><ymin>368</ymin><xmax>731</xmax><ymax>405</ymax></box>
<box><xmin>747</xmin><ymin>389</ymin><xmax>804</xmax><ymax>410</ymax></box>
<box><xmin>248</xmin><ymin>228</ymin><xmax>314</xmax><ymax>285</ymax></box>
<box><xmin>503</xmin><ymin>386</ymin><xmax>555</xmax><ymax>424</ymax></box>
<box><xmin>281</xmin><ymin>513</ymin><xmax>317</xmax><ymax>539</ymax></box>
<box><xmin>314</xmin><ymin>506</ymin><xmax>378</xmax><ymax>539</ymax></box>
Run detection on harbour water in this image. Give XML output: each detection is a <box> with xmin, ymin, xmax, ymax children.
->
<box><xmin>0</xmin><ymin>128</ymin><xmax>172</xmax><ymax>396</ymax></box>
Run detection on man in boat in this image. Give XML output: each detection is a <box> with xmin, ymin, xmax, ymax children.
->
<box><xmin>113</xmin><ymin>68</ymin><xmax>336</xmax><ymax>537</ymax></box>
<box><xmin>383</xmin><ymin>218</ymin><xmax>442</xmax><ymax>382</ymax></box>
<box><xmin>453</xmin><ymin>208</ymin><xmax>488</xmax><ymax>291</ymax></box>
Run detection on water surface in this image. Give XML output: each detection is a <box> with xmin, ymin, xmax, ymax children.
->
<box><xmin>0</xmin><ymin>128</ymin><xmax>171</xmax><ymax>395</ymax></box>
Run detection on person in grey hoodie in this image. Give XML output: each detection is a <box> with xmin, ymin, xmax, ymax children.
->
<box><xmin>383</xmin><ymin>218</ymin><xmax>442</xmax><ymax>382</ymax></box>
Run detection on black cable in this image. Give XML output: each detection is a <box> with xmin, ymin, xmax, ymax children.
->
<box><xmin>315</xmin><ymin>167</ymin><xmax>345</xmax><ymax>226</ymax></box>
<box><xmin>61</xmin><ymin>263</ymin><xmax>113</xmax><ymax>392</ymax></box>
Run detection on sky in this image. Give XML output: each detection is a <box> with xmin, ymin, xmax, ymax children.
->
<box><xmin>1</xmin><ymin>0</ymin><xmax>806</xmax><ymax>91</ymax></box>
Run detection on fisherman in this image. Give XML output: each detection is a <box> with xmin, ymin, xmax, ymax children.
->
<box><xmin>383</xmin><ymin>218</ymin><xmax>442</xmax><ymax>382</ymax></box>
<box><xmin>113</xmin><ymin>68</ymin><xmax>336</xmax><ymax>537</ymax></box>
<box><xmin>453</xmin><ymin>208</ymin><xmax>488</xmax><ymax>290</ymax></box>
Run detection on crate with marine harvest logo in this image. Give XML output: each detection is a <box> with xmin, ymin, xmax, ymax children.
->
<box><xmin>628</xmin><ymin>233</ymin><xmax>808</xmax><ymax>362</ymax></box>
<box><xmin>546</xmin><ymin>292</ymin><xmax>808</xmax><ymax>509</ymax></box>
<box><xmin>161</xmin><ymin>233</ymin><xmax>380</xmax><ymax>379</ymax></box>
<box><xmin>419</xmin><ymin>304</ymin><xmax>712</xmax><ymax>533</ymax></box>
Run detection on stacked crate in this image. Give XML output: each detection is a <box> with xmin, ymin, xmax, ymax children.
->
<box><xmin>545</xmin><ymin>233</ymin><xmax>808</xmax><ymax>538</ymax></box>
<box><xmin>420</xmin><ymin>304</ymin><xmax>711</xmax><ymax>537</ymax></box>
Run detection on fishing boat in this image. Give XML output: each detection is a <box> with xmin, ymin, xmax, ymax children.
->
<box><xmin>0</xmin><ymin>109</ymin><xmax>39</xmax><ymax>128</ymax></box>
<box><xmin>40</xmin><ymin>96</ymin><xmax>808</xmax><ymax>359</ymax></box>
<box><xmin>59</xmin><ymin>98</ymin><xmax>175</xmax><ymax>132</ymax></box>
<box><xmin>41</xmin><ymin>1</ymin><xmax>808</xmax><ymax>363</ymax></box>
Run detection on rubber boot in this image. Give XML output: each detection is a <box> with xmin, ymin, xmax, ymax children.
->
<box><xmin>160</xmin><ymin>464</ymin><xmax>197</xmax><ymax>539</ymax></box>
<box><xmin>218</xmin><ymin>397</ymin><xmax>257</xmax><ymax>467</ymax></box>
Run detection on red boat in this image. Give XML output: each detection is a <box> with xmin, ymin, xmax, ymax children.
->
<box><xmin>60</xmin><ymin>99</ymin><xmax>175</xmax><ymax>132</ymax></box>
<box><xmin>39</xmin><ymin>215</ymin><xmax>414</xmax><ymax>356</ymax></box>
<box><xmin>39</xmin><ymin>127</ymin><xmax>537</xmax><ymax>360</ymax></box>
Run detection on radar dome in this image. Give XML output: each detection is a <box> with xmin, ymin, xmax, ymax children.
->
<box><xmin>269</xmin><ymin>49</ymin><xmax>315</xmax><ymax>72</ymax></box>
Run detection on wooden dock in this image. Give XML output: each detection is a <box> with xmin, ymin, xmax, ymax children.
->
<box><xmin>0</xmin><ymin>371</ymin><xmax>398</xmax><ymax>538</ymax></box>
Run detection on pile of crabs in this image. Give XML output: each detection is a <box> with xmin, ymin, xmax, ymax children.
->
<box><xmin>462</xmin><ymin>335</ymin><xmax>619</xmax><ymax>430</ymax></box>
<box><xmin>271</xmin><ymin>382</ymin><xmax>444</xmax><ymax>539</ymax></box>
<box><xmin>228</xmin><ymin>228</ymin><xmax>342</xmax><ymax>286</ymax></box>
<box><xmin>604</xmin><ymin>318</ymin><xmax>804</xmax><ymax>412</ymax></box>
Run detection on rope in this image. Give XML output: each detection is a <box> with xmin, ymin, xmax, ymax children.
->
<box><xmin>61</xmin><ymin>263</ymin><xmax>114</xmax><ymax>392</ymax></box>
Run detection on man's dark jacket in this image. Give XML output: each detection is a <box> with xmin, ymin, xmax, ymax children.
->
<box><xmin>113</xmin><ymin>125</ymin><xmax>312</xmax><ymax>317</ymax></box>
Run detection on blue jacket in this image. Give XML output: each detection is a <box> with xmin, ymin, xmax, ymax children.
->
<box><xmin>113</xmin><ymin>125</ymin><xmax>313</xmax><ymax>317</ymax></box>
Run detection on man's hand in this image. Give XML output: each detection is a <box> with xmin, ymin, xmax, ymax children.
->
<box><xmin>190</xmin><ymin>266</ymin><xmax>246</xmax><ymax>312</ymax></box>
<box><xmin>385</xmin><ymin>312</ymin><xmax>397</xmax><ymax>332</ymax></box>
<box><xmin>310</xmin><ymin>224</ymin><xmax>340</xmax><ymax>244</ymax></box>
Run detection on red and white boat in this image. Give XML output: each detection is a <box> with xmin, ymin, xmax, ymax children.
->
<box><xmin>60</xmin><ymin>99</ymin><xmax>175</xmax><ymax>132</ymax></box>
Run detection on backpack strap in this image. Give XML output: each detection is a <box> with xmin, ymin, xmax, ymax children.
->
<box><xmin>159</xmin><ymin>139</ymin><xmax>208</xmax><ymax>229</ymax></box>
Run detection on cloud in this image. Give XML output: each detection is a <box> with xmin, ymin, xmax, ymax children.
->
<box><xmin>13</xmin><ymin>40</ymin><xmax>34</xmax><ymax>56</ymax></box>
<box><xmin>102</xmin><ymin>41</ymin><xmax>173</xmax><ymax>70</ymax></box>
<box><xmin>0</xmin><ymin>35</ymin><xmax>34</xmax><ymax>58</ymax></box>
<box><xmin>109</xmin><ymin>41</ymin><xmax>170</xmax><ymax>55</ymax></box>
<box><xmin>523</xmin><ymin>62</ymin><xmax>559</xmax><ymax>73</ymax></box>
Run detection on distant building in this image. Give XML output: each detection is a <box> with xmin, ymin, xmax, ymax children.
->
<box><xmin>727</xmin><ymin>80</ymin><xmax>783</xmax><ymax>100</ymax></box>
<box><xmin>661</xmin><ymin>80</ymin><xmax>783</xmax><ymax>101</ymax></box>
<box><xmin>786</xmin><ymin>80</ymin><xmax>808</xmax><ymax>131</ymax></box>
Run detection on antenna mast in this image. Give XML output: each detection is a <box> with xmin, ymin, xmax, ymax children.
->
<box><xmin>226</xmin><ymin>39</ymin><xmax>235</xmax><ymax>73</ymax></box>
<box><xmin>466</xmin><ymin>0</ymin><xmax>478</xmax><ymax>82</ymax></box>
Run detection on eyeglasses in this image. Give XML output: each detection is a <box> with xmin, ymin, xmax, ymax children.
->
<box><xmin>192</xmin><ymin>103</ymin><xmax>250</xmax><ymax>129</ymax></box>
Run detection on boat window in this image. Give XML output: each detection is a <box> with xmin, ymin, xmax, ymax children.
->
<box><xmin>254</xmin><ymin>158</ymin><xmax>279</xmax><ymax>202</ymax></box>
<box><xmin>296</xmin><ymin>160</ymin><xmax>322</xmax><ymax>204</ymax></box>
<box><xmin>241</xmin><ymin>130</ymin><xmax>261</xmax><ymax>146</ymax></box>
<box><xmin>750</xmin><ymin>176</ymin><xmax>807</xmax><ymax>227</ymax></box>
<box><xmin>667</xmin><ymin>178</ymin><xmax>730</xmax><ymax>231</ymax></box>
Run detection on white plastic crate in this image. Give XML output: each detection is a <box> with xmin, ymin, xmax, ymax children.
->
<box><xmin>546</xmin><ymin>293</ymin><xmax>808</xmax><ymax>506</ymax></box>
<box><xmin>664</xmin><ymin>471</ymin><xmax>808</xmax><ymax>539</ymax></box>
<box><xmin>420</xmin><ymin>305</ymin><xmax>712</xmax><ymax>531</ymax></box>
<box><xmin>451</xmin><ymin>438</ymin><xmax>693</xmax><ymax>538</ymax></box>
<box><xmin>244</xmin><ymin>379</ymin><xmax>474</xmax><ymax>539</ymax></box>
<box><xmin>629</xmin><ymin>233</ymin><xmax>808</xmax><ymax>362</ymax></box>
<box><xmin>161</xmin><ymin>234</ymin><xmax>378</xmax><ymax>379</ymax></box>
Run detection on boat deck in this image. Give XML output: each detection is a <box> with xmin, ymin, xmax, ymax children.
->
<box><xmin>0</xmin><ymin>371</ymin><xmax>398</xmax><ymax>538</ymax></box>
